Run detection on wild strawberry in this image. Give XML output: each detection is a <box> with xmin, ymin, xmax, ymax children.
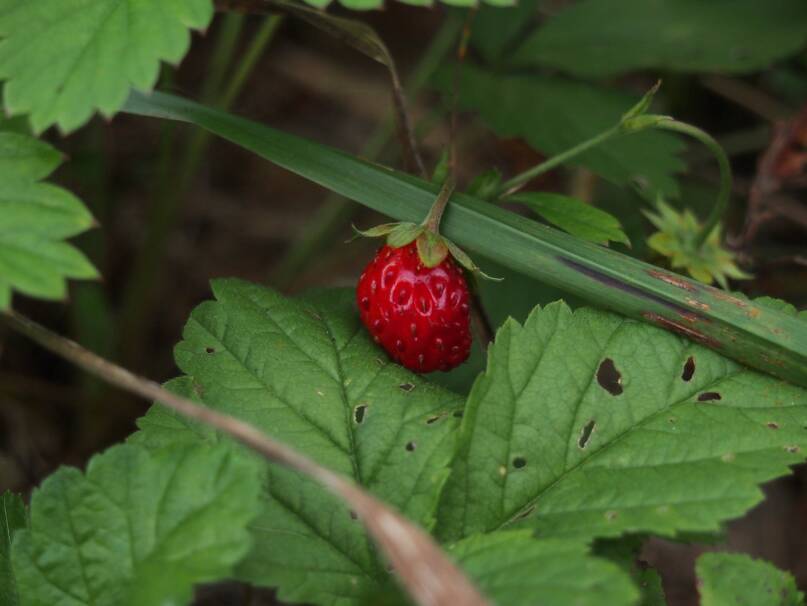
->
<box><xmin>353</xmin><ymin>178</ymin><xmax>496</xmax><ymax>373</ymax></box>
<box><xmin>357</xmin><ymin>242</ymin><xmax>471</xmax><ymax>372</ymax></box>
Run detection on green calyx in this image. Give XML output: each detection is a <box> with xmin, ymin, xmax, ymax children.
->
<box><xmin>352</xmin><ymin>177</ymin><xmax>500</xmax><ymax>280</ymax></box>
<box><xmin>644</xmin><ymin>198</ymin><xmax>751</xmax><ymax>289</ymax></box>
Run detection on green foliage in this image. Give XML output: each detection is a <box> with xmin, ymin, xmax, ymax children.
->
<box><xmin>696</xmin><ymin>552</ymin><xmax>804</xmax><ymax>606</ymax></box>
<box><xmin>122</xmin><ymin>90</ymin><xmax>807</xmax><ymax>388</ymax></box>
<box><xmin>436</xmin><ymin>301</ymin><xmax>807</xmax><ymax>543</ymax></box>
<box><xmin>11</xmin><ymin>443</ymin><xmax>260</xmax><ymax>606</ymax></box>
<box><xmin>448</xmin><ymin>531</ymin><xmax>638</xmax><ymax>606</ymax></box>
<box><xmin>1</xmin><ymin>492</ymin><xmax>26</xmax><ymax>606</ymax></box>
<box><xmin>0</xmin><ymin>132</ymin><xmax>97</xmax><ymax>309</ymax></box>
<box><xmin>132</xmin><ymin>280</ymin><xmax>463</xmax><ymax>605</ymax></box>
<box><xmin>514</xmin><ymin>0</ymin><xmax>807</xmax><ymax>78</ymax></box>
<box><xmin>0</xmin><ymin>0</ymin><xmax>214</xmax><ymax>133</ymax></box>
<box><xmin>510</xmin><ymin>192</ymin><xmax>630</xmax><ymax>247</ymax></box>
<box><xmin>442</xmin><ymin>65</ymin><xmax>684</xmax><ymax>197</ymax></box>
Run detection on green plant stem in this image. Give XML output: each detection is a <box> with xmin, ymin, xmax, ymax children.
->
<box><xmin>201</xmin><ymin>12</ymin><xmax>246</xmax><ymax>103</ymax></box>
<box><xmin>1</xmin><ymin>309</ymin><xmax>490</xmax><ymax>606</ymax></box>
<box><xmin>270</xmin><ymin>13</ymin><xmax>463</xmax><ymax>288</ymax></box>
<box><xmin>654</xmin><ymin>119</ymin><xmax>733</xmax><ymax>248</ymax></box>
<box><xmin>120</xmin><ymin>15</ymin><xmax>283</xmax><ymax>365</ymax></box>
<box><xmin>497</xmin><ymin>125</ymin><xmax>622</xmax><ymax>196</ymax></box>
<box><xmin>424</xmin><ymin>177</ymin><xmax>456</xmax><ymax>233</ymax></box>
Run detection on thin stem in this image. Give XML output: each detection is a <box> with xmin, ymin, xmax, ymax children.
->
<box><xmin>423</xmin><ymin>177</ymin><xmax>456</xmax><ymax>233</ymax></box>
<box><xmin>655</xmin><ymin>119</ymin><xmax>733</xmax><ymax>248</ymax></box>
<box><xmin>2</xmin><ymin>310</ymin><xmax>490</xmax><ymax>606</ymax></box>
<box><xmin>497</xmin><ymin>125</ymin><xmax>622</xmax><ymax>196</ymax></box>
<box><xmin>270</xmin><ymin>14</ymin><xmax>463</xmax><ymax>288</ymax></box>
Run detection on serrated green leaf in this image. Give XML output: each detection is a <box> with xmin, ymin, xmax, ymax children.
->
<box><xmin>510</xmin><ymin>192</ymin><xmax>630</xmax><ymax>246</ymax></box>
<box><xmin>1</xmin><ymin>492</ymin><xmax>25</xmax><ymax>606</ymax></box>
<box><xmin>132</xmin><ymin>281</ymin><xmax>464</xmax><ymax>605</ymax></box>
<box><xmin>0</xmin><ymin>0</ymin><xmax>214</xmax><ymax>133</ymax></box>
<box><xmin>439</xmin><ymin>65</ymin><xmax>684</xmax><ymax>197</ymax></box>
<box><xmin>0</xmin><ymin>133</ymin><xmax>98</xmax><ymax>309</ymax></box>
<box><xmin>448</xmin><ymin>531</ymin><xmax>639</xmax><ymax>606</ymax></box>
<box><xmin>11</xmin><ymin>443</ymin><xmax>260</xmax><ymax>606</ymax></box>
<box><xmin>696</xmin><ymin>552</ymin><xmax>804</xmax><ymax>606</ymax></box>
<box><xmin>514</xmin><ymin>0</ymin><xmax>807</xmax><ymax>78</ymax></box>
<box><xmin>437</xmin><ymin>302</ymin><xmax>807</xmax><ymax>544</ymax></box>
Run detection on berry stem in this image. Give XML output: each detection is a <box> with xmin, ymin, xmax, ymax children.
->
<box><xmin>423</xmin><ymin>176</ymin><xmax>457</xmax><ymax>234</ymax></box>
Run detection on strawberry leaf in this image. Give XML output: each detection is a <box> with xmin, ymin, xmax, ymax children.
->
<box><xmin>1</xmin><ymin>491</ymin><xmax>25</xmax><ymax>606</ymax></box>
<box><xmin>439</xmin><ymin>65</ymin><xmax>684</xmax><ymax>197</ymax></box>
<box><xmin>514</xmin><ymin>0</ymin><xmax>807</xmax><ymax>78</ymax></box>
<box><xmin>509</xmin><ymin>192</ymin><xmax>631</xmax><ymax>247</ymax></box>
<box><xmin>0</xmin><ymin>132</ymin><xmax>98</xmax><ymax>309</ymax></box>
<box><xmin>132</xmin><ymin>280</ymin><xmax>464</xmax><ymax>605</ymax></box>
<box><xmin>696</xmin><ymin>553</ymin><xmax>804</xmax><ymax>606</ymax></box>
<box><xmin>437</xmin><ymin>301</ymin><xmax>807</xmax><ymax>543</ymax></box>
<box><xmin>11</xmin><ymin>443</ymin><xmax>261</xmax><ymax>606</ymax></box>
<box><xmin>0</xmin><ymin>0</ymin><xmax>213</xmax><ymax>133</ymax></box>
<box><xmin>448</xmin><ymin>531</ymin><xmax>638</xmax><ymax>606</ymax></box>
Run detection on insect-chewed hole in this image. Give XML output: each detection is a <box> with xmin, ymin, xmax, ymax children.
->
<box><xmin>354</xmin><ymin>405</ymin><xmax>367</xmax><ymax>424</ymax></box>
<box><xmin>349</xmin><ymin>510</ymin><xmax>358</xmax><ymax>520</ymax></box>
<box><xmin>767</xmin><ymin>422</ymin><xmax>780</xmax><ymax>430</ymax></box>
<box><xmin>205</xmin><ymin>347</ymin><xmax>215</xmax><ymax>354</ymax></box>
<box><xmin>596</xmin><ymin>358</ymin><xmax>623</xmax><ymax>396</ymax></box>
<box><xmin>512</xmin><ymin>457</ymin><xmax>527</xmax><ymax>469</ymax></box>
<box><xmin>399</xmin><ymin>382</ymin><xmax>415</xmax><ymax>393</ymax></box>
<box><xmin>426</xmin><ymin>414</ymin><xmax>443</xmax><ymax>425</ymax></box>
<box><xmin>697</xmin><ymin>392</ymin><xmax>722</xmax><ymax>402</ymax></box>
<box><xmin>452</xmin><ymin>409</ymin><xmax>464</xmax><ymax>418</ymax></box>
<box><xmin>578</xmin><ymin>420</ymin><xmax>596</xmax><ymax>449</ymax></box>
<box><xmin>405</xmin><ymin>441</ymin><xmax>416</xmax><ymax>452</ymax></box>
<box><xmin>681</xmin><ymin>356</ymin><xmax>696</xmax><ymax>381</ymax></box>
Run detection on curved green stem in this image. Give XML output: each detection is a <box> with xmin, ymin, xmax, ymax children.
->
<box><xmin>653</xmin><ymin>119</ymin><xmax>733</xmax><ymax>249</ymax></box>
<box><xmin>497</xmin><ymin>125</ymin><xmax>622</xmax><ymax>196</ymax></box>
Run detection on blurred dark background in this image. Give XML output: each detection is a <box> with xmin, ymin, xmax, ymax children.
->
<box><xmin>2</xmin><ymin>3</ymin><xmax>807</xmax><ymax>604</ymax></box>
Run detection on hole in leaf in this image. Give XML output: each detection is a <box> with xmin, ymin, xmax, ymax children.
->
<box><xmin>767</xmin><ymin>422</ymin><xmax>780</xmax><ymax>430</ymax></box>
<box><xmin>354</xmin><ymin>405</ymin><xmax>367</xmax><ymax>424</ymax></box>
<box><xmin>452</xmin><ymin>410</ymin><xmax>464</xmax><ymax>418</ymax></box>
<box><xmin>578</xmin><ymin>420</ymin><xmax>596</xmax><ymax>449</ymax></box>
<box><xmin>681</xmin><ymin>356</ymin><xmax>695</xmax><ymax>381</ymax></box>
<box><xmin>698</xmin><ymin>392</ymin><xmax>722</xmax><ymax>402</ymax></box>
<box><xmin>785</xmin><ymin>445</ymin><xmax>800</xmax><ymax>454</ymax></box>
<box><xmin>205</xmin><ymin>347</ymin><xmax>215</xmax><ymax>354</ymax></box>
<box><xmin>399</xmin><ymin>382</ymin><xmax>415</xmax><ymax>393</ymax></box>
<box><xmin>512</xmin><ymin>457</ymin><xmax>527</xmax><ymax>469</ymax></box>
<box><xmin>349</xmin><ymin>510</ymin><xmax>358</xmax><ymax>520</ymax></box>
<box><xmin>426</xmin><ymin>414</ymin><xmax>443</xmax><ymax>425</ymax></box>
<box><xmin>405</xmin><ymin>441</ymin><xmax>416</xmax><ymax>452</ymax></box>
<box><xmin>596</xmin><ymin>358</ymin><xmax>623</xmax><ymax>395</ymax></box>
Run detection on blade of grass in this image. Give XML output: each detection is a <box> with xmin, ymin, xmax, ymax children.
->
<box><xmin>122</xmin><ymin>90</ymin><xmax>807</xmax><ymax>388</ymax></box>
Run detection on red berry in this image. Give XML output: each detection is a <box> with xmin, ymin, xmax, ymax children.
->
<box><xmin>356</xmin><ymin>242</ymin><xmax>472</xmax><ymax>373</ymax></box>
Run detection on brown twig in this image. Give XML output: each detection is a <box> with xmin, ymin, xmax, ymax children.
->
<box><xmin>2</xmin><ymin>310</ymin><xmax>490</xmax><ymax>606</ymax></box>
<box><xmin>216</xmin><ymin>0</ymin><xmax>426</xmax><ymax>177</ymax></box>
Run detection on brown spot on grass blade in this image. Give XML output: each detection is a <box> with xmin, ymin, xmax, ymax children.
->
<box><xmin>648</xmin><ymin>269</ymin><xmax>698</xmax><ymax>292</ymax></box>
<box><xmin>642</xmin><ymin>312</ymin><xmax>721</xmax><ymax>349</ymax></box>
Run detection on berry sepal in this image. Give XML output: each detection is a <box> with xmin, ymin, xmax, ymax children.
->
<box><xmin>353</xmin><ymin>178</ymin><xmax>500</xmax><ymax>280</ymax></box>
